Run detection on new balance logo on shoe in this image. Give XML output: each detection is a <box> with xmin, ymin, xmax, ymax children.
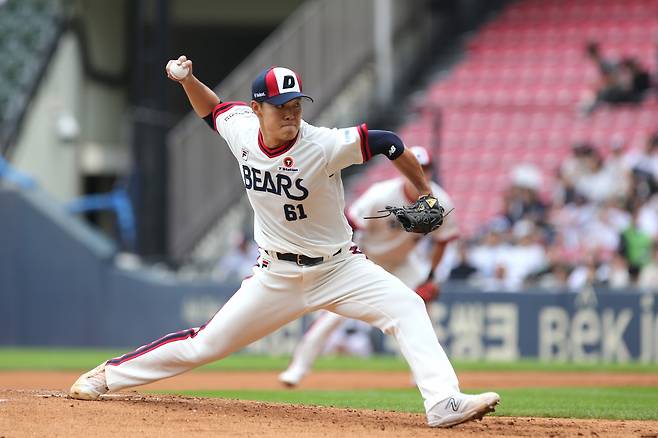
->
<box><xmin>427</xmin><ymin>392</ymin><xmax>500</xmax><ymax>428</ymax></box>
<box><xmin>446</xmin><ymin>397</ymin><xmax>462</xmax><ymax>412</ymax></box>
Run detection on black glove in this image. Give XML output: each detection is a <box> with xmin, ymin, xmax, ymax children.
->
<box><xmin>365</xmin><ymin>195</ymin><xmax>448</xmax><ymax>234</ymax></box>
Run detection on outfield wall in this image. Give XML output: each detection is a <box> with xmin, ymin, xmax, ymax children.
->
<box><xmin>1</xmin><ymin>186</ymin><xmax>657</xmax><ymax>362</ymax></box>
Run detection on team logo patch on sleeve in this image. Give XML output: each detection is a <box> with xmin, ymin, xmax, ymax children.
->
<box><xmin>278</xmin><ymin>156</ymin><xmax>299</xmax><ymax>172</ymax></box>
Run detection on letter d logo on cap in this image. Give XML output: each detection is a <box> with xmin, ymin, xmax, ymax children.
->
<box><xmin>282</xmin><ymin>75</ymin><xmax>295</xmax><ymax>89</ymax></box>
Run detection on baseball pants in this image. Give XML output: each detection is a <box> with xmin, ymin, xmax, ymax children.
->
<box><xmin>283</xmin><ymin>253</ymin><xmax>430</xmax><ymax>381</ymax></box>
<box><xmin>104</xmin><ymin>247</ymin><xmax>459</xmax><ymax>412</ymax></box>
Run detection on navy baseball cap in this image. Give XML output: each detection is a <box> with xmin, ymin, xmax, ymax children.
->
<box><xmin>251</xmin><ymin>66</ymin><xmax>313</xmax><ymax>105</ymax></box>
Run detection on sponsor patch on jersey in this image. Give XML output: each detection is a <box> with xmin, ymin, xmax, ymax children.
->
<box><xmin>340</xmin><ymin>127</ymin><xmax>358</xmax><ymax>144</ymax></box>
<box><xmin>278</xmin><ymin>156</ymin><xmax>299</xmax><ymax>172</ymax></box>
<box><xmin>241</xmin><ymin>149</ymin><xmax>249</xmax><ymax>161</ymax></box>
<box><xmin>260</xmin><ymin>258</ymin><xmax>270</xmax><ymax>270</ymax></box>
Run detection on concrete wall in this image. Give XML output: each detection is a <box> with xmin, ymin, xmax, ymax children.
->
<box><xmin>11</xmin><ymin>34</ymin><xmax>84</xmax><ymax>202</ymax></box>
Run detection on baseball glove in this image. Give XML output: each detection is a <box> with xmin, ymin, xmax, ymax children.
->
<box><xmin>365</xmin><ymin>195</ymin><xmax>449</xmax><ymax>234</ymax></box>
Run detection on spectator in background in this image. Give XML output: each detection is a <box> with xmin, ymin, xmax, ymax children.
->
<box><xmin>567</xmin><ymin>254</ymin><xmax>600</xmax><ymax>292</ymax></box>
<box><xmin>555</xmin><ymin>143</ymin><xmax>595</xmax><ymax>205</ymax></box>
<box><xmin>579</xmin><ymin>44</ymin><xmax>650</xmax><ymax>114</ymax></box>
<box><xmin>495</xmin><ymin>220</ymin><xmax>548</xmax><ymax>291</ymax></box>
<box><xmin>625</xmin><ymin>132</ymin><xmax>658</xmax><ymax>203</ymax></box>
<box><xmin>448</xmin><ymin>241</ymin><xmax>478</xmax><ymax>281</ymax></box>
<box><xmin>469</xmin><ymin>218</ymin><xmax>510</xmax><ymax>282</ymax></box>
<box><xmin>212</xmin><ymin>233</ymin><xmax>259</xmax><ymax>282</ymax></box>
<box><xmin>580</xmin><ymin>41</ymin><xmax>620</xmax><ymax>115</ymax></box>
<box><xmin>321</xmin><ymin>317</ymin><xmax>373</xmax><ymax>358</ymax></box>
<box><xmin>536</xmin><ymin>245</ymin><xmax>571</xmax><ymax>291</ymax></box>
<box><xmin>574</xmin><ymin>147</ymin><xmax>618</xmax><ymax>204</ymax></box>
<box><xmin>636</xmin><ymin>194</ymin><xmax>658</xmax><ymax>241</ymax></box>
<box><xmin>603</xmin><ymin>253</ymin><xmax>631</xmax><ymax>289</ymax></box>
<box><xmin>618</xmin><ymin>57</ymin><xmax>651</xmax><ymax>103</ymax></box>
<box><xmin>585</xmin><ymin>41</ymin><xmax>616</xmax><ymax>76</ymax></box>
<box><xmin>638</xmin><ymin>247</ymin><xmax>658</xmax><ymax>291</ymax></box>
<box><xmin>618</xmin><ymin>205</ymin><xmax>655</xmax><ymax>282</ymax></box>
<box><xmin>503</xmin><ymin>164</ymin><xmax>547</xmax><ymax>225</ymax></box>
<box><xmin>602</xmin><ymin>135</ymin><xmax>632</xmax><ymax>199</ymax></box>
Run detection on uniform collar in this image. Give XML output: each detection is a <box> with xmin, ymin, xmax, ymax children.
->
<box><xmin>257</xmin><ymin>129</ymin><xmax>299</xmax><ymax>158</ymax></box>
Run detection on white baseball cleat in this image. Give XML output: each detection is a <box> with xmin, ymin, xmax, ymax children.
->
<box><xmin>69</xmin><ymin>363</ymin><xmax>109</xmax><ymax>400</ymax></box>
<box><xmin>278</xmin><ymin>368</ymin><xmax>305</xmax><ymax>388</ymax></box>
<box><xmin>426</xmin><ymin>391</ymin><xmax>500</xmax><ymax>428</ymax></box>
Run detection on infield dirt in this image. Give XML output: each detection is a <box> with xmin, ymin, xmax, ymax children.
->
<box><xmin>1</xmin><ymin>371</ymin><xmax>657</xmax><ymax>437</ymax></box>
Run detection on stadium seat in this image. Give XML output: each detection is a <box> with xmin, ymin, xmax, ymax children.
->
<box><xmin>349</xmin><ymin>0</ymin><xmax>658</xmax><ymax>235</ymax></box>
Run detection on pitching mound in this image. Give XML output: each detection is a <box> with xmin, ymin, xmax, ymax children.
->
<box><xmin>1</xmin><ymin>389</ymin><xmax>657</xmax><ymax>437</ymax></box>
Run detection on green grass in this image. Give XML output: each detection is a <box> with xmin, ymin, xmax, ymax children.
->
<box><xmin>1</xmin><ymin>348</ymin><xmax>657</xmax><ymax>420</ymax></box>
<box><xmin>1</xmin><ymin>347</ymin><xmax>658</xmax><ymax>373</ymax></box>
<box><xmin>166</xmin><ymin>387</ymin><xmax>658</xmax><ymax>420</ymax></box>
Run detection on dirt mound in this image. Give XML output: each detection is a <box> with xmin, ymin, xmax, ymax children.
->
<box><xmin>1</xmin><ymin>389</ymin><xmax>656</xmax><ymax>437</ymax></box>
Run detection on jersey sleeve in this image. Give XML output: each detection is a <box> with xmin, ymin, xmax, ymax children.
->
<box><xmin>322</xmin><ymin>123</ymin><xmax>371</xmax><ymax>175</ymax></box>
<box><xmin>431</xmin><ymin>183</ymin><xmax>459</xmax><ymax>242</ymax></box>
<box><xmin>212</xmin><ymin>101</ymin><xmax>254</xmax><ymax>156</ymax></box>
<box><xmin>347</xmin><ymin>184</ymin><xmax>382</xmax><ymax>230</ymax></box>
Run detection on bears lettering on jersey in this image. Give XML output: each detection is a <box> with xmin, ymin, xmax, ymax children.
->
<box><xmin>241</xmin><ymin>165</ymin><xmax>309</xmax><ymax>201</ymax></box>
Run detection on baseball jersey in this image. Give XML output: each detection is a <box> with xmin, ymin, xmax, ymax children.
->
<box><xmin>212</xmin><ymin>101</ymin><xmax>369</xmax><ymax>257</ymax></box>
<box><xmin>348</xmin><ymin>178</ymin><xmax>458</xmax><ymax>269</ymax></box>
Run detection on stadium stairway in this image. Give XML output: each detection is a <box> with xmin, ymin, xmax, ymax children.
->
<box><xmin>0</xmin><ymin>0</ymin><xmax>66</xmax><ymax>153</ymax></box>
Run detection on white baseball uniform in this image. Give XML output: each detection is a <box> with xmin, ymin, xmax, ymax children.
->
<box><xmin>280</xmin><ymin>178</ymin><xmax>458</xmax><ymax>385</ymax></box>
<box><xmin>103</xmin><ymin>102</ymin><xmax>460</xmax><ymax>412</ymax></box>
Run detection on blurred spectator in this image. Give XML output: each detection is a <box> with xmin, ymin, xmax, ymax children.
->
<box><xmin>212</xmin><ymin>234</ymin><xmax>259</xmax><ymax>282</ymax></box>
<box><xmin>448</xmin><ymin>241</ymin><xmax>477</xmax><ymax>281</ymax></box>
<box><xmin>567</xmin><ymin>255</ymin><xmax>598</xmax><ymax>292</ymax></box>
<box><xmin>537</xmin><ymin>262</ymin><xmax>570</xmax><ymax>291</ymax></box>
<box><xmin>618</xmin><ymin>205</ymin><xmax>655</xmax><ymax>282</ymax></box>
<box><xmin>469</xmin><ymin>219</ymin><xmax>547</xmax><ymax>292</ymax></box>
<box><xmin>555</xmin><ymin>143</ymin><xmax>595</xmax><ymax>205</ymax></box>
<box><xmin>625</xmin><ymin>132</ymin><xmax>658</xmax><ymax>203</ymax></box>
<box><xmin>636</xmin><ymin>194</ymin><xmax>658</xmax><ymax>240</ymax></box>
<box><xmin>503</xmin><ymin>164</ymin><xmax>547</xmax><ymax>225</ymax></box>
<box><xmin>585</xmin><ymin>41</ymin><xmax>616</xmax><ymax>76</ymax></box>
<box><xmin>618</xmin><ymin>58</ymin><xmax>651</xmax><ymax>103</ymax></box>
<box><xmin>602</xmin><ymin>135</ymin><xmax>632</xmax><ymax>199</ymax></box>
<box><xmin>580</xmin><ymin>43</ymin><xmax>650</xmax><ymax>114</ymax></box>
<box><xmin>323</xmin><ymin>317</ymin><xmax>373</xmax><ymax>357</ymax></box>
<box><xmin>495</xmin><ymin>220</ymin><xmax>548</xmax><ymax>291</ymax></box>
<box><xmin>603</xmin><ymin>254</ymin><xmax>631</xmax><ymax>289</ymax></box>
<box><xmin>638</xmin><ymin>248</ymin><xmax>658</xmax><ymax>291</ymax></box>
<box><xmin>469</xmin><ymin>218</ymin><xmax>510</xmax><ymax>280</ymax></box>
<box><xmin>574</xmin><ymin>148</ymin><xmax>618</xmax><ymax>204</ymax></box>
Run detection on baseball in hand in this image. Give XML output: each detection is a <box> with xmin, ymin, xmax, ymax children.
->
<box><xmin>169</xmin><ymin>62</ymin><xmax>189</xmax><ymax>80</ymax></box>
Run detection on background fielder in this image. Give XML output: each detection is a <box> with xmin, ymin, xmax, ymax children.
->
<box><xmin>279</xmin><ymin>146</ymin><xmax>459</xmax><ymax>387</ymax></box>
<box><xmin>69</xmin><ymin>56</ymin><xmax>499</xmax><ymax>428</ymax></box>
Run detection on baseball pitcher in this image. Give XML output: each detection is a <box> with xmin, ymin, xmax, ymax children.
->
<box><xmin>69</xmin><ymin>56</ymin><xmax>499</xmax><ymax>428</ymax></box>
